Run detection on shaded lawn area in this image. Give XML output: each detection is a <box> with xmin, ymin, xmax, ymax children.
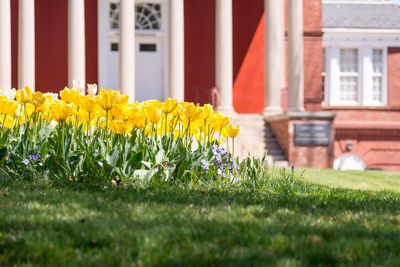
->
<box><xmin>1</xmin><ymin>172</ymin><xmax>400</xmax><ymax>266</ymax></box>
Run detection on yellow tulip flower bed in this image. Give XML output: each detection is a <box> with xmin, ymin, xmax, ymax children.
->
<box><xmin>0</xmin><ymin>86</ymin><xmax>254</xmax><ymax>186</ymax></box>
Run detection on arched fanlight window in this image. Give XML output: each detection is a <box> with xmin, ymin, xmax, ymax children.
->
<box><xmin>109</xmin><ymin>2</ymin><xmax>162</xmax><ymax>31</ymax></box>
<box><xmin>135</xmin><ymin>3</ymin><xmax>162</xmax><ymax>30</ymax></box>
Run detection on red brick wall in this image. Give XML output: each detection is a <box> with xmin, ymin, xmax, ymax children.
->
<box><xmin>270</xmin><ymin>118</ymin><xmax>333</xmax><ymax>168</ymax></box>
<box><xmin>388</xmin><ymin>47</ymin><xmax>400</xmax><ymax>107</ymax></box>
<box><xmin>334</xmin><ymin>128</ymin><xmax>400</xmax><ymax>171</ymax></box>
<box><xmin>302</xmin><ymin>0</ymin><xmax>323</xmax><ymax>111</ymax></box>
<box><xmin>331</xmin><ymin>109</ymin><xmax>400</xmax><ymax>170</ymax></box>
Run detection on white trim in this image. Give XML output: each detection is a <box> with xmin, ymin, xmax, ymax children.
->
<box><xmin>98</xmin><ymin>0</ymin><xmax>169</xmax><ymax>100</ymax></box>
<box><xmin>323</xmin><ymin>0</ymin><xmax>397</xmax><ymax>4</ymax></box>
<box><xmin>324</xmin><ymin>28</ymin><xmax>400</xmax><ymax>34</ymax></box>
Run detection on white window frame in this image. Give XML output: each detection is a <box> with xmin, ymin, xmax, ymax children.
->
<box><xmin>323</xmin><ymin>30</ymin><xmax>391</xmax><ymax>107</ymax></box>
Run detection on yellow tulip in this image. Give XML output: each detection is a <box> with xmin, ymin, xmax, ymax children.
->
<box><xmin>52</xmin><ymin>101</ymin><xmax>74</xmax><ymax>122</ymax></box>
<box><xmin>183</xmin><ymin>102</ymin><xmax>201</xmax><ymax>120</ymax></box>
<box><xmin>16</xmin><ymin>86</ymin><xmax>33</xmax><ymax>104</ymax></box>
<box><xmin>143</xmin><ymin>105</ymin><xmax>162</xmax><ymax>124</ymax></box>
<box><xmin>203</xmin><ymin>104</ymin><xmax>214</xmax><ymax>119</ymax></box>
<box><xmin>32</xmin><ymin>92</ymin><xmax>46</xmax><ymax>108</ymax></box>
<box><xmin>0</xmin><ymin>97</ymin><xmax>18</xmax><ymax>115</ymax></box>
<box><xmin>110</xmin><ymin>104</ymin><xmax>126</xmax><ymax>120</ymax></box>
<box><xmin>109</xmin><ymin>120</ymin><xmax>131</xmax><ymax>134</ymax></box>
<box><xmin>97</xmin><ymin>89</ymin><xmax>120</xmax><ymax>111</ymax></box>
<box><xmin>78</xmin><ymin>96</ymin><xmax>98</xmax><ymax>113</ymax></box>
<box><xmin>210</xmin><ymin>112</ymin><xmax>230</xmax><ymax>131</ymax></box>
<box><xmin>60</xmin><ymin>87</ymin><xmax>79</xmax><ymax>104</ymax></box>
<box><xmin>222</xmin><ymin>124</ymin><xmax>240</xmax><ymax>138</ymax></box>
<box><xmin>162</xmin><ymin>98</ymin><xmax>178</xmax><ymax>114</ymax></box>
<box><xmin>118</xmin><ymin>95</ymin><xmax>129</xmax><ymax>105</ymax></box>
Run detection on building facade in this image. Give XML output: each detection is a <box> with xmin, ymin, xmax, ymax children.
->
<box><xmin>0</xmin><ymin>0</ymin><xmax>399</xmax><ymax>170</ymax></box>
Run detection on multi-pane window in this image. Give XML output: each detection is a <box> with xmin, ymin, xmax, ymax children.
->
<box><xmin>372</xmin><ymin>49</ymin><xmax>384</xmax><ymax>102</ymax></box>
<box><xmin>339</xmin><ymin>49</ymin><xmax>359</xmax><ymax>103</ymax></box>
<box><xmin>324</xmin><ymin>47</ymin><xmax>387</xmax><ymax>106</ymax></box>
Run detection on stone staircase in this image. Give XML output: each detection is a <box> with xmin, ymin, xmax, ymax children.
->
<box><xmin>231</xmin><ymin>115</ymin><xmax>289</xmax><ymax>168</ymax></box>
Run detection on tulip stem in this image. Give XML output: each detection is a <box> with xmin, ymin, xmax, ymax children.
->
<box><xmin>1</xmin><ymin>114</ymin><xmax>6</xmax><ymax>129</ymax></box>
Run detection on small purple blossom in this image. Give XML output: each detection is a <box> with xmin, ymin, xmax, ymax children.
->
<box><xmin>28</xmin><ymin>154</ymin><xmax>40</xmax><ymax>162</ymax></box>
<box><xmin>22</xmin><ymin>158</ymin><xmax>30</xmax><ymax>165</ymax></box>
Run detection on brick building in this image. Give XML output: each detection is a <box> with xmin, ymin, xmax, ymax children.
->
<box><xmin>0</xmin><ymin>0</ymin><xmax>399</xmax><ymax>170</ymax></box>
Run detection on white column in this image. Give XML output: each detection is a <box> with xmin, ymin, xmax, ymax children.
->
<box><xmin>288</xmin><ymin>0</ymin><xmax>304</xmax><ymax>112</ymax></box>
<box><xmin>68</xmin><ymin>0</ymin><xmax>86</xmax><ymax>88</ymax></box>
<box><xmin>263</xmin><ymin>0</ymin><xmax>284</xmax><ymax>116</ymax></box>
<box><xmin>169</xmin><ymin>0</ymin><xmax>185</xmax><ymax>101</ymax></box>
<box><xmin>216</xmin><ymin>0</ymin><xmax>235</xmax><ymax>114</ymax></box>
<box><xmin>119</xmin><ymin>0</ymin><xmax>135</xmax><ymax>101</ymax></box>
<box><xmin>18</xmin><ymin>0</ymin><xmax>35</xmax><ymax>89</ymax></box>
<box><xmin>0</xmin><ymin>0</ymin><xmax>11</xmax><ymax>92</ymax></box>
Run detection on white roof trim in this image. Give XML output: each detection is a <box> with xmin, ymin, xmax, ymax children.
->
<box><xmin>324</xmin><ymin>0</ymin><xmax>397</xmax><ymax>4</ymax></box>
<box><xmin>323</xmin><ymin>28</ymin><xmax>400</xmax><ymax>34</ymax></box>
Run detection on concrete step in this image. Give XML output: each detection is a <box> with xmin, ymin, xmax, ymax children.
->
<box><xmin>232</xmin><ymin>115</ymin><xmax>288</xmax><ymax>164</ymax></box>
<box><xmin>267</xmin><ymin>148</ymin><xmax>285</xmax><ymax>156</ymax></box>
<box><xmin>271</xmin><ymin>155</ymin><xmax>287</xmax><ymax>161</ymax></box>
<box><xmin>274</xmin><ymin>161</ymin><xmax>289</xmax><ymax>168</ymax></box>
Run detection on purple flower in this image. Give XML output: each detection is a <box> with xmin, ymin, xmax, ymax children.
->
<box><xmin>28</xmin><ymin>154</ymin><xmax>40</xmax><ymax>162</ymax></box>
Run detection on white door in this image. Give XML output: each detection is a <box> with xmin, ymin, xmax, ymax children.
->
<box><xmin>99</xmin><ymin>1</ymin><xmax>167</xmax><ymax>101</ymax></box>
<box><xmin>135</xmin><ymin>36</ymin><xmax>164</xmax><ymax>101</ymax></box>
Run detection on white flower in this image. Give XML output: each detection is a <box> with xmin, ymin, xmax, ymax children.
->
<box><xmin>73</xmin><ymin>80</ymin><xmax>86</xmax><ymax>95</ymax></box>
<box><xmin>0</xmin><ymin>86</ymin><xmax>16</xmax><ymax>100</ymax></box>
<box><xmin>44</xmin><ymin>92</ymin><xmax>58</xmax><ymax>100</ymax></box>
<box><xmin>87</xmin><ymin>84</ymin><xmax>98</xmax><ymax>96</ymax></box>
<box><xmin>8</xmin><ymin>88</ymin><xmax>16</xmax><ymax>100</ymax></box>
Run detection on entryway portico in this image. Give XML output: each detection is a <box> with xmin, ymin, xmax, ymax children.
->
<box><xmin>0</xmin><ymin>0</ymin><xmax>305</xmax><ymax>113</ymax></box>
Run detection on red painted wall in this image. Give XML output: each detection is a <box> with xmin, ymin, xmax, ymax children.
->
<box><xmin>184</xmin><ymin>0</ymin><xmax>323</xmax><ymax>113</ymax></box>
<box><xmin>184</xmin><ymin>0</ymin><xmax>215</xmax><ymax>104</ymax></box>
<box><xmin>35</xmin><ymin>0</ymin><xmax>68</xmax><ymax>93</ymax></box>
<box><xmin>11</xmin><ymin>0</ymin><xmax>18</xmax><ymax>89</ymax></box>
<box><xmin>85</xmin><ymin>0</ymin><xmax>98</xmax><ymax>85</ymax></box>
<box><xmin>232</xmin><ymin>0</ymin><xmax>265</xmax><ymax>113</ymax></box>
<box><xmin>11</xmin><ymin>0</ymin><xmax>98</xmax><ymax>92</ymax></box>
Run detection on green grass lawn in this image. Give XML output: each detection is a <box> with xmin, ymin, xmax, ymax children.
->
<box><xmin>1</xmin><ymin>169</ymin><xmax>400</xmax><ymax>267</ymax></box>
<box><xmin>300</xmin><ymin>168</ymin><xmax>400</xmax><ymax>192</ymax></box>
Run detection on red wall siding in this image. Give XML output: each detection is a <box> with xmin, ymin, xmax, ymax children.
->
<box><xmin>12</xmin><ymin>0</ymin><xmax>98</xmax><ymax>92</ymax></box>
<box><xmin>232</xmin><ymin>0</ymin><xmax>264</xmax><ymax>113</ymax></box>
<box><xmin>184</xmin><ymin>0</ymin><xmax>215</xmax><ymax>104</ymax></box>
<box><xmin>388</xmin><ymin>47</ymin><xmax>400</xmax><ymax>107</ymax></box>
<box><xmin>11</xmin><ymin>0</ymin><xmax>18</xmax><ymax>89</ymax></box>
<box><xmin>35</xmin><ymin>0</ymin><xmax>68</xmax><ymax>93</ymax></box>
<box><xmin>85</xmin><ymin>0</ymin><xmax>98</xmax><ymax>85</ymax></box>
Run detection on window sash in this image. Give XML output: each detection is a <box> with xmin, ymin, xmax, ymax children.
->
<box><xmin>324</xmin><ymin>47</ymin><xmax>387</xmax><ymax>106</ymax></box>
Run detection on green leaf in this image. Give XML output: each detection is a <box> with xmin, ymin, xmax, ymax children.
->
<box><xmin>0</xmin><ymin>146</ymin><xmax>7</xmax><ymax>162</ymax></box>
<box><xmin>0</xmin><ymin>167</ymin><xmax>10</xmax><ymax>181</ymax></box>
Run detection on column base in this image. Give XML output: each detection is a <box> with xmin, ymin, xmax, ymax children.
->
<box><xmin>262</xmin><ymin>106</ymin><xmax>282</xmax><ymax>117</ymax></box>
<box><xmin>216</xmin><ymin>105</ymin><xmax>236</xmax><ymax>116</ymax></box>
<box><xmin>288</xmin><ymin>107</ymin><xmax>305</xmax><ymax>113</ymax></box>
